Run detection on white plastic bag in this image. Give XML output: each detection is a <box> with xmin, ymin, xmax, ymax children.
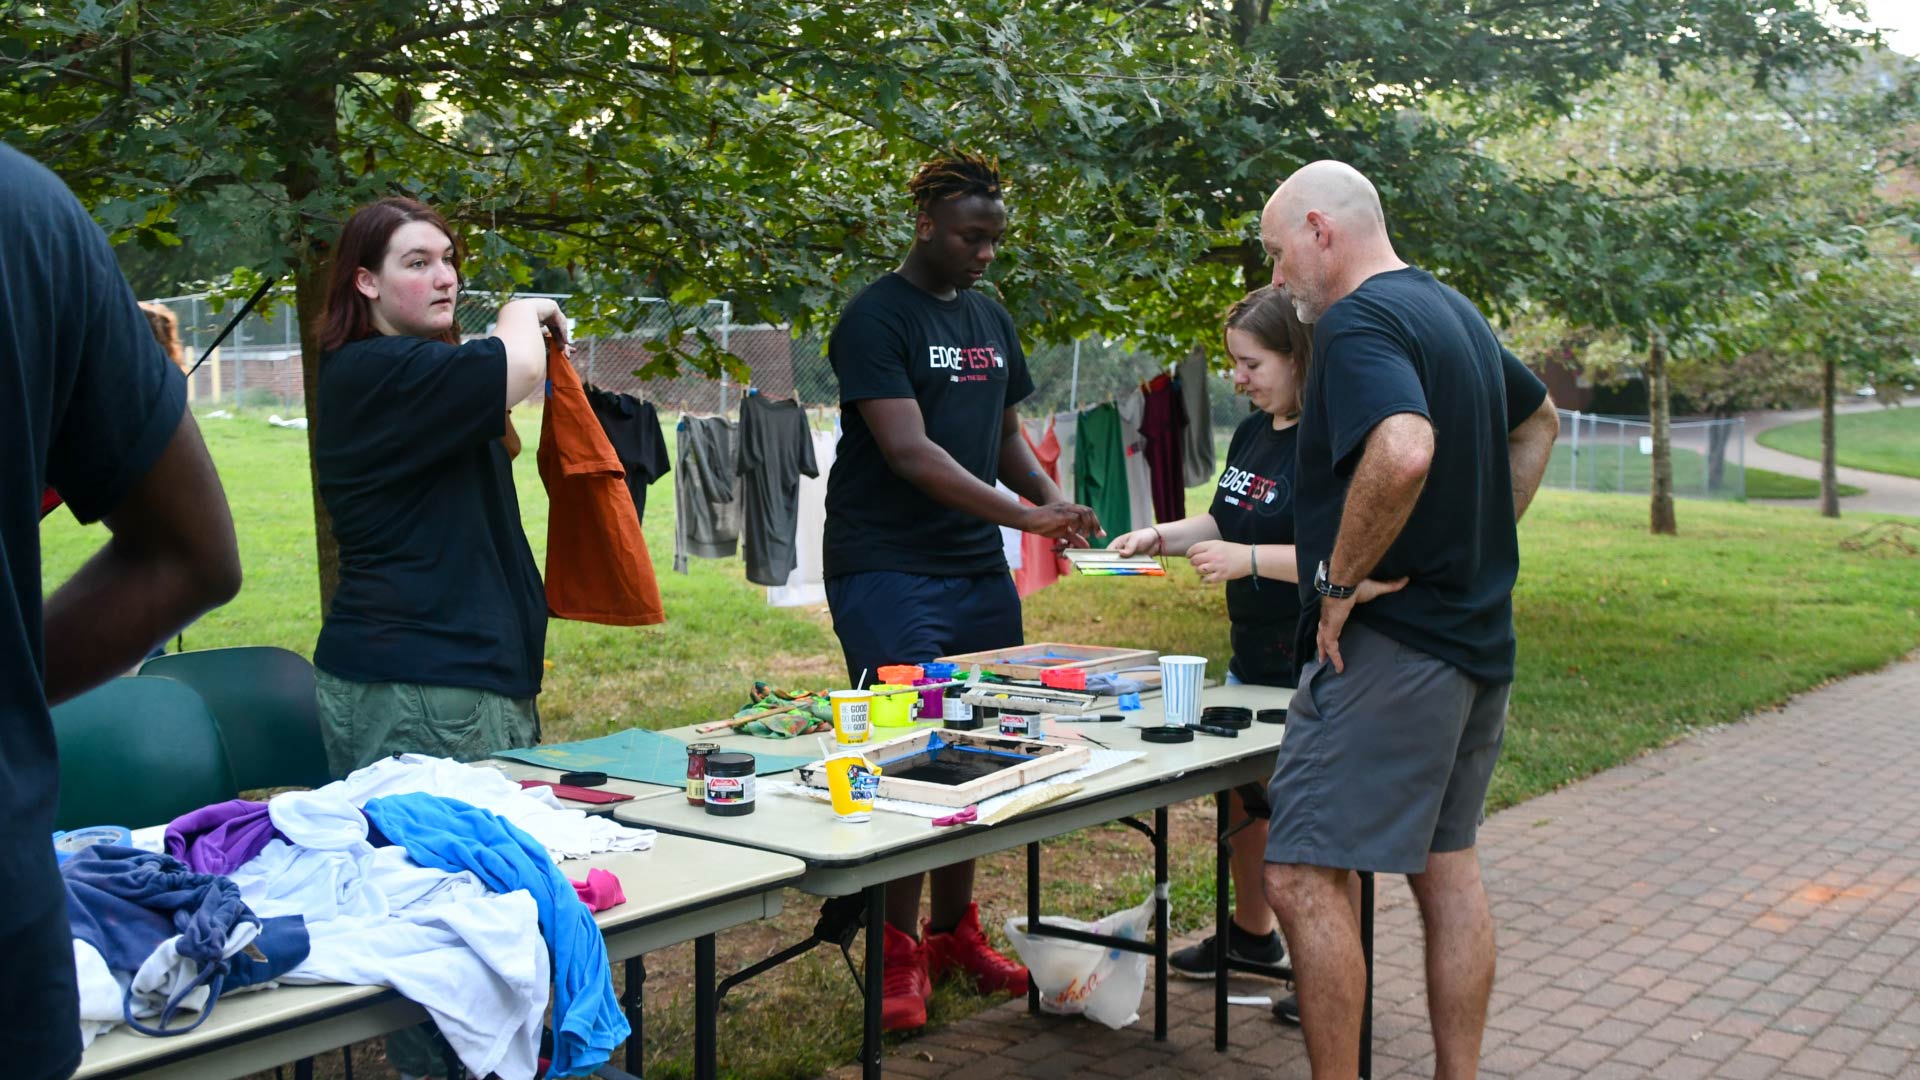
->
<box><xmin>1004</xmin><ymin>891</ymin><xmax>1156</xmax><ymax>1029</ymax></box>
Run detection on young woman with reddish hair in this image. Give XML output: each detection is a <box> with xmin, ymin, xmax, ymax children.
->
<box><xmin>311</xmin><ymin>197</ymin><xmax>566</xmax><ymax>782</ymax></box>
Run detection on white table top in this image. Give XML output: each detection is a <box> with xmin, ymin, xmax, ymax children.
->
<box><xmin>612</xmin><ymin>684</ymin><xmax>1292</xmax><ymax>887</ymax></box>
<box><xmin>74</xmin><ymin>834</ymin><xmax>804</xmax><ymax>1080</ymax></box>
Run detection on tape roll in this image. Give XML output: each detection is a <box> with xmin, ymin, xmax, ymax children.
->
<box><xmin>51</xmin><ymin>825</ymin><xmax>133</xmax><ymax>862</ymax></box>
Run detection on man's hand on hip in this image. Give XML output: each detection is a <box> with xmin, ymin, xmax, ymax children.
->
<box><xmin>1317</xmin><ymin>594</ymin><xmax>1359</xmax><ymax>674</ymax></box>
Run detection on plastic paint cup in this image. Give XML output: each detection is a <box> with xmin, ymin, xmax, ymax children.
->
<box><xmin>824</xmin><ymin>754</ymin><xmax>884</xmax><ymax>822</ymax></box>
<box><xmin>869</xmin><ymin>683</ymin><xmax>920</xmax><ymax>727</ymax></box>
<box><xmin>1159</xmin><ymin>655</ymin><xmax>1207</xmax><ymax>728</ymax></box>
<box><xmin>830</xmin><ymin>689</ymin><xmax>873</xmax><ymax>746</ymax></box>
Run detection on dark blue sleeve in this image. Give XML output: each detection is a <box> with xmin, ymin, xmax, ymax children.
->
<box><xmin>829</xmin><ymin>310</ymin><xmax>915</xmax><ymax>404</ymax></box>
<box><xmin>1315</xmin><ymin>323</ymin><xmax>1429</xmax><ymax>474</ymax></box>
<box><xmin>1502</xmin><ymin>345</ymin><xmax>1550</xmax><ymax>430</ymax></box>
<box><xmin>45</xmin><ymin>190</ymin><xmax>188</xmax><ymax>524</ymax></box>
<box><xmin>321</xmin><ymin>336</ymin><xmax>506</xmax><ymax>482</ymax></box>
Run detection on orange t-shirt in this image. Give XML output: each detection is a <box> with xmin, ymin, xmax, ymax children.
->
<box><xmin>538</xmin><ymin>338</ymin><xmax>666</xmax><ymax>625</ymax></box>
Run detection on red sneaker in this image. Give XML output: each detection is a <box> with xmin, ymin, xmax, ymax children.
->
<box><xmin>880</xmin><ymin>922</ymin><xmax>931</xmax><ymax>1032</ymax></box>
<box><xmin>923</xmin><ymin>902</ymin><xmax>1030</xmax><ymax>997</ymax></box>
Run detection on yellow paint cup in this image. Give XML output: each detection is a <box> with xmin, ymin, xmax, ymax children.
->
<box><xmin>830</xmin><ymin>689</ymin><xmax>873</xmax><ymax>746</ymax></box>
<box><xmin>824</xmin><ymin>754</ymin><xmax>883</xmax><ymax>821</ymax></box>
<box><xmin>870</xmin><ymin>684</ymin><xmax>920</xmax><ymax>727</ymax></box>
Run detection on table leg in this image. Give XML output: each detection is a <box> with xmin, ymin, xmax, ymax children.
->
<box><xmin>863</xmin><ymin>883</ymin><xmax>885</xmax><ymax>1080</ymax></box>
<box><xmin>1360</xmin><ymin>870</ymin><xmax>1375</xmax><ymax>1080</ymax></box>
<box><xmin>695</xmin><ymin>936</ymin><xmax>717</xmax><ymax>1080</ymax></box>
<box><xmin>624</xmin><ymin>955</ymin><xmax>645</xmax><ymax>1075</ymax></box>
<box><xmin>1026</xmin><ymin>841</ymin><xmax>1041</xmax><ymax>1015</ymax></box>
<box><xmin>1154</xmin><ymin>804</ymin><xmax>1169</xmax><ymax>1043</ymax></box>
<box><xmin>1214</xmin><ymin>790</ymin><xmax>1229</xmax><ymax>1052</ymax></box>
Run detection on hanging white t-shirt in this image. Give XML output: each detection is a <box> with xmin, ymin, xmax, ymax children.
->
<box><xmin>769</xmin><ymin>425</ymin><xmax>838</xmax><ymax>607</ymax></box>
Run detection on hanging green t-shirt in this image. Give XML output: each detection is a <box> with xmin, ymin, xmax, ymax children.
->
<box><xmin>1074</xmin><ymin>402</ymin><xmax>1132</xmax><ymax>542</ymax></box>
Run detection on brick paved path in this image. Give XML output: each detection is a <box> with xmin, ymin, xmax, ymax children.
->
<box><xmin>831</xmin><ymin>654</ymin><xmax>1920</xmax><ymax>1079</ymax></box>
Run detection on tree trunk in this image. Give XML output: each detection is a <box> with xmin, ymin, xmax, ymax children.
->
<box><xmin>1648</xmin><ymin>339</ymin><xmax>1677</xmax><ymax>535</ymax></box>
<box><xmin>1820</xmin><ymin>356</ymin><xmax>1839</xmax><ymax>518</ymax></box>
<box><xmin>1241</xmin><ymin>246</ymin><xmax>1268</xmax><ymax>294</ymax></box>
<box><xmin>277</xmin><ymin>81</ymin><xmax>342</xmax><ymax>613</ymax></box>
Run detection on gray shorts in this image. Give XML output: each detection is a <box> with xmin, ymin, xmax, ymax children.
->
<box><xmin>1264</xmin><ymin>621</ymin><xmax>1509</xmax><ymax>875</ymax></box>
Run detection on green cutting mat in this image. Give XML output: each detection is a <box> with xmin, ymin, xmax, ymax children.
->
<box><xmin>494</xmin><ymin>729</ymin><xmax>815</xmax><ymax>788</ymax></box>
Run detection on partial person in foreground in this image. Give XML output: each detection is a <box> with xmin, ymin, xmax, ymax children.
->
<box><xmin>1108</xmin><ymin>286</ymin><xmax>1401</xmax><ymax>1024</ymax></box>
<box><xmin>1</xmin><ymin>141</ymin><xmax>241</xmax><ymax>1080</ymax></box>
<box><xmin>1259</xmin><ymin>160</ymin><xmax>1558</xmax><ymax>1079</ymax></box>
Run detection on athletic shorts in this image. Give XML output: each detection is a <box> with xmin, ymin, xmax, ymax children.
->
<box><xmin>3</xmin><ymin>857</ymin><xmax>82</xmax><ymax>1080</ymax></box>
<box><xmin>1264</xmin><ymin>621</ymin><xmax>1509</xmax><ymax>875</ymax></box>
<box><xmin>825</xmin><ymin>570</ymin><xmax>1023</xmax><ymax>687</ymax></box>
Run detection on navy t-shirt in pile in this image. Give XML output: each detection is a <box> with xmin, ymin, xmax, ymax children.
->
<box><xmin>1209</xmin><ymin>412</ymin><xmax>1301</xmax><ymax>688</ymax></box>
<box><xmin>0</xmin><ymin>142</ymin><xmax>189</xmax><ymax>1069</ymax></box>
<box><xmin>1293</xmin><ymin>267</ymin><xmax>1548</xmax><ymax>685</ymax></box>
<box><xmin>314</xmin><ymin>334</ymin><xmax>547</xmax><ymax>698</ymax></box>
<box><xmin>824</xmin><ymin>273</ymin><xmax>1034</xmax><ymax>579</ymax></box>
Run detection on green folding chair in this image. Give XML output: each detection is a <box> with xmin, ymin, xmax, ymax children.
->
<box><xmin>141</xmin><ymin>645</ymin><xmax>332</xmax><ymax>791</ymax></box>
<box><xmin>52</xmin><ymin>676</ymin><xmax>239</xmax><ymax>832</ymax></box>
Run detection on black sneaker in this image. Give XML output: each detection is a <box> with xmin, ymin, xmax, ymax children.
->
<box><xmin>1168</xmin><ymin>921</ymin><xmax>1287</xmax><ymax>979</ymax></box>
<box><xmin>1272</xmin><ymin>993</ymin><xmax>1301</xmax><ymax>1025</ymax></box>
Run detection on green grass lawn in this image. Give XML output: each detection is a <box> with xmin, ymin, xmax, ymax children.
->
<box><xmin>40</xmin><ymin>408</ymin><xmax>1920</xmax><ymax>1080</ymax></box>
<box><xmin>1542</xmin><ymin>441</ymin><xmax>1858</xmax><ymax>500</ymax></box>
<box><xmin>1757</xmin><ymin>405</ymin><xmax>1920</xmax><ymax>480</ymax></box>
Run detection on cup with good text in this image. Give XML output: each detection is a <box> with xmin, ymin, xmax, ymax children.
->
<box><xmin>830</xmin><ymin>689</ymin><xmax>873</xmax><ymax>746</ymax></box>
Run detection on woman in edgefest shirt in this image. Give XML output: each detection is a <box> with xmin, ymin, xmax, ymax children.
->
<box><xmin>1109</xmin><ymin>286</ymin><xmax>1402</xmax><ymax>1022</ymax></box>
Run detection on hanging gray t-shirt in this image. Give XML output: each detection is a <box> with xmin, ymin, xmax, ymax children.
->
<box><xmin>1178</xmin><ymin>346</ymin><xmax>1216</xmax><ymax>486</ymax></box>
<box><xmin>673</xmin><ymin>414</ymin><xmax>739</xmax><ymax>572</ymax></box>
<box><xmin>736</xmin><ymin>393</ymin><xmax>819</xmax><ymax>586</ymax></box>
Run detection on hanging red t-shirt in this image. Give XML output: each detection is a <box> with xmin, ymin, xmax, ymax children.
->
<box><xmin>1141</xmin><ymin>372</ymin><xmax>1188</xmax><ymax>524</ymax></box>
<box><xmin>1013</xmin><ymin>416</ymin><xmax>1069</xmax><ymax>598</ymax></box>
<box><xmin>539</xmin><ymin>338</ymin><xmax>666</xmax><ymax>626</ymax></box>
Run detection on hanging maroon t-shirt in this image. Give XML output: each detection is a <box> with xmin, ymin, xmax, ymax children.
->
<box><xmin>1141</xmin><ymin>372</ymin><xmax>1188</xmax><ymax>523</ymax></box>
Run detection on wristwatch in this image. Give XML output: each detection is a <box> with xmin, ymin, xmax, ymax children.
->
<box><xmin>1314</xmin><ymin>560</ymin><xmax>1357</xmax><ymax>600</ymax></box>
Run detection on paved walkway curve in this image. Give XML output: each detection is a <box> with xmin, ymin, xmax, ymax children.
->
<box><xmin>1743</xmin><ymin>399</ymin><xmax>1920</xmax><ymax>519</ymax></box>
<box><xmin>833</xmin><ymin>654</ymin><xmax>1920</xmax><ymax>1080</ymax></box>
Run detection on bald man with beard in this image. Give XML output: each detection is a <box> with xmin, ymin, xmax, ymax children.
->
<box><xmin>1257</xmin><ymin>161</ymin><xmax>1558</xmax><ymax>1080</ymax></box>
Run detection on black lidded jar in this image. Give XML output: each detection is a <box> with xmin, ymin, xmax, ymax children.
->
<box><xmin>703</xmin><ymin>752</ymin><xmax>757</xmax><ymax>816</ymax></box>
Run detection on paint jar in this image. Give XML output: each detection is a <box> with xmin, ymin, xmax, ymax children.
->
<box><xmin>703</xmin><ymin>752</ymin><xmax>756</xmax><ymax>816</ymax></box>
<box><xmin>915</xmin><ymin>679</ymin><xmax>945</xmax><ymax>721</ymax></box>
<box><xmin>830</xmin><ymin>689</ymin><xmax>873</xmax><ymax>746</ymax></box>
<box><xmin>870</xmin><ymin>684</ymin><xmax>920</xmax><ymax>727</ymax></box>
<box><xmin>943</xmin><ymin>687</ymin><xmax>979</xmax><ymax>730</ymax></box>
<box><xmin>684</xmin><ymin>742</ymin><xmax>719</xmax><ymax>805</ymax></box>
<box><xmin>999</xmin><ymin>710</ymin><xmax>1043</xmax><ymax>738</ymax></box>
<box><xmin>875</xmin><ymin>664</ymin><xmax>924</xmax><ymax>686</ymax></box>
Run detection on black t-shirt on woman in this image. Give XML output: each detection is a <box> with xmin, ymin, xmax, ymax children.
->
<box><xmin>1208</xmin><ymin>410</ymin><xmax>1301</xmax><ymax>688</ymax></box>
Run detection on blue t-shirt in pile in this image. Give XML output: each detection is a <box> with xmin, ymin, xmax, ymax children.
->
<box><xmin>313</xmin><ymin>334</ymin><xmax>546</xmax><ymax>698</ymax></box>
<box><xmin>0</xmin><ymin>141</ymin><xmax>189</xmax><ymax>1074</ymax></box>
<box><xmin>1293</xmin><ymin>267</ymin><xmax>1548</xmax><ymax>685</ymax></box>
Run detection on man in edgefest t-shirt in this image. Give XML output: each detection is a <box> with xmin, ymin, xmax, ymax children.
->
<box><xmin>823</xmin><ymin>151</ymin><xmax>1098</xmax><ymax>1033</ymax></box>
<box><xmin>1258</xmin><ymin>160</ymin><xmax>1558</xmax><ymax>1079</ymax></box>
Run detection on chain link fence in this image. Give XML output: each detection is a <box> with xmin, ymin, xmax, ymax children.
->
<box><xmin>150</xmin><ymin>289</ymin><xmax>1249</xmax><ymax>446</ymax></box>
<box><xmin>1547</xmin><ymin>409</ymin><xmax>1746</xmax><ymax>500</ymax></box>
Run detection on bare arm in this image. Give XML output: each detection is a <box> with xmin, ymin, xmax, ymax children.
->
<box><xmin>1508</xmin><ymin>394</ymin><xmax>1557</xmax><ymax>522</ymax></box>
<box><xmin>859</xmin><ymin>399</ymin><xmax>1098</xmax><ymax>541</ymax></box>
<box><xmin>494</xmin><ymin>298</ymin><xmax>567</xmax><ymax>407</ymax></box>
<box><xmin>1327</xmin><ymin>413</ymin><xmax>1434</xmax><ymax>587</ymax></box>
<box><xmin>42</xmin><ymin>408</ymin><xmax>241</xmax><ymax>702</ymax></box>
<box><xmin>1109</xmin><ymin>514</ymin><xmax>1221</xmax><ymax>556</ymax></box>
<box><xmin>1317</xmin><ymin>412</ymin><xmax>1434</xmax><ymax>672</ymax></box>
